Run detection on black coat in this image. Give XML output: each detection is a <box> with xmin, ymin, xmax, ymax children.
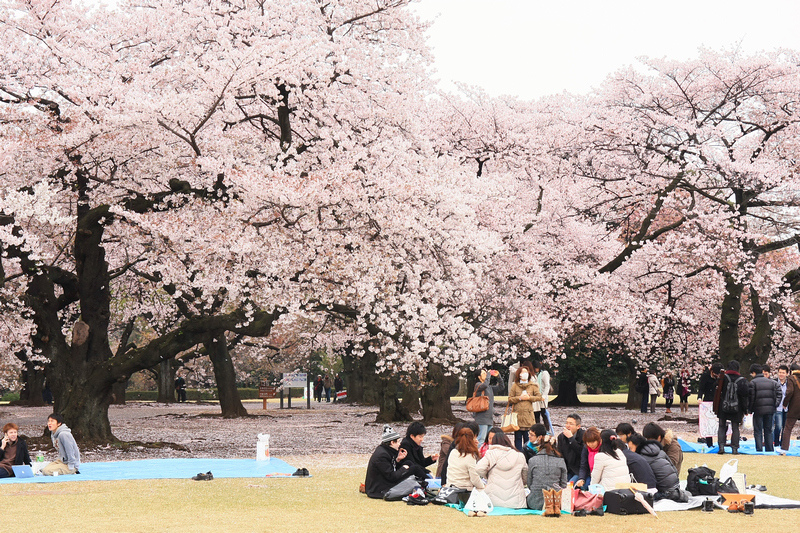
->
<box><xmin>0</xmin><ymin>438</ymin><xmax>31</xmax><ymax>468</ymax></box>
<box><xmin>397</xmin><ymin>436</ymin><xmax>435</xmax><ymax>470</ymax></box>
<box><xmin>621</xmin><ymin>447</ymin><xmax>656</xmax><ymax>489</ymax></box>
<box><xmin>557</xmin><ymin>427</ymin><xmax>585</xmax><ymax>478</ymax></box>
<box><xmin>364</xmin><ymin>443</ymin><xmax>419</xmax><ymax>499</ymax></box>
<box><xmin>714</xmin><ymin>371</ymin><xmax>750</xmax><ymax>419</ymax></box>
<box><xmin>749</xmin><ymin>375</ymin><xmax>780</xmax><ymax>416</ymax></box>
<box><xmin>698</xmin><ymin>369</ymin><xmax>717</xmax><ymax>401</ymax></box>
<box><xmin>636</xmin><ymin>441</ymin><xmax>679</xmax><ymax>493</ymax></box>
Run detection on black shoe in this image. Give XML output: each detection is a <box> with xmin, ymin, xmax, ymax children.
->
<box><xmin>292</xmin><ymin>468</ymin><xmax>304</xmax><ymax>477</ymax></box>
<box><xmin>301</xmin><ymin>468</ymin><xmax>310</xmax><ymax>477</ymax></box>
<box><xmin>732</xmin><ymin>449</ymin><xmax>739</xmax><ymax>455</ymax></box>
<box><xmin>573</xmin><ymin>509</ymin><xmax>587</xmax><ymax>517</ymax></box>
<box><xmin>717</xmin><ymin>450</ymin><xmax>724</xmax><ymax>455</ymax></box>
<box><xmin>589</xmin><ymin>508</ymin><xmax>604</xmax><ymax>516</ymax></box>
<box><xmin>192</xmin><ymin>471</ymin><xmax>213</xmax><ymax>481</ymax></box>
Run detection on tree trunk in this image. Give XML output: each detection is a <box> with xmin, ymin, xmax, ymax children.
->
<box><xmin>206</xmin><ymin>333</ymin><xmax>248</xmax><ymax>418</ymax></box>
<box><xmin>550</xmin><ymin>377</ymin><xmax>581</xmax><ymax>406</ymax></box>
<box><xmin>341</xmin><ymin>346</ymin><xmax>380</xmax><ymax>405</ymax></box>
<box><xmin>420</xmin><ymin>363</ymin><xmax>458</xmax><ymax>424</ymax></box>
<box><xmin>402</xmin><ymin>382</ymin><xmax>421</xmax><ymax>415</ymax></box>
<box><xmin>111</xmin><ymin>379</ymin><xmax>127</xmax><ymax>405</ymax></box>
<box><xmin>625</xmin><ymin>371</ymin><xmax>641</xmax><ymax>410</ymax></box>
<box><xmin>375</xmin><ymin>376</ymin><xmax>411</xmax><ymax>423</ymax></box>
<box><xmin>156</xmin><ymin>359</ymin><xmax>177</xmax><ymax>403</ymax></box>
<box><xmin>18</xmin><ymin>362</ymin><xmax>47</xmax><ymax>406</ymax></box>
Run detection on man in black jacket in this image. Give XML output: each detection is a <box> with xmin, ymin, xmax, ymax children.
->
<box><xmin>714</xmin><ymin>360</ymin><xmax>750</xmax><ymax>455</ymax></box>
<box><xmin>749</xmin><ymin>363</ymin><xmax>781</xmax><ymax>452</ymax></box>
<box><xmin>557</xmin><ymin>413</ymin><xmax>585</xmax><ymax>482</ymax></box>
<box><xmin>364</xmin><ymin>425</ymin><xmax>426</xmax><ymax>499</ymax></box>
<box><xmin>397</xmin><ymin>422</ymin><xmax>438</xmax><ymax>472</ymax></box>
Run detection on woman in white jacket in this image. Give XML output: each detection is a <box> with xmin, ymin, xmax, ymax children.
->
<box><xmin>591</xmin><ymin>429</ymin><xmax>630</xmax><ymax>491</ymax></box>
<box><xmin>476</xmin><ymin>432</ymin><xmax>528</xmax><ymax>508</ymax></box>
<box><xmin>533</xmin><ymin>360</ymin><xmax>552</xmax><ymax>432</ymax></box>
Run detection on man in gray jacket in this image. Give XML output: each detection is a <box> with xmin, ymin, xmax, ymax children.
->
<box><xmin>42</xmin><ymin>413</ymin><xmax>81</xmax><ymax>475</ymax></box>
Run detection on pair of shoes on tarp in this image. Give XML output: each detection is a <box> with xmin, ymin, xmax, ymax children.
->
<box><xmin>192</xmin><ymin>471</ymin><xmax>213</xmax><ymax>481</ymax></box>
<box><xmin>292</xmin><ymin>468</ymin><xmax>310</xmax><ymax>477</ymax></box>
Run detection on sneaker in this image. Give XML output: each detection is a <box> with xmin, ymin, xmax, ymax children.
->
<box><xmin>192</xmin><ymin>471</ymin><xmax>213</xmax><ymax>481</ymax></box>
<box><xmin>589</xmin><ymin>508</ymin><xmax>604</xmax><ymax>516</ymax></box>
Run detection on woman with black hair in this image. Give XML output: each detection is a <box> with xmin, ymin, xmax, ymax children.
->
<box><xmin>526</xmin><ymin>428</ymin><xmax>567</xmax><ymax>510</ymax></box>
<box><xmin>590</xmin><ymin>429</ymin><xmax>630</xmax><ymax>490</ymax></box>
<box><xmin>629</xmin><ymin>433</ymin><xmax>688</xmax><ymax>502</ymax></box>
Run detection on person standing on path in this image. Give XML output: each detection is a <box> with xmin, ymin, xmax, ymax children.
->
<box><xmin>472</xmin><ymin>368</ymin><xmax>504</xmax><ymax>444</ymax></box>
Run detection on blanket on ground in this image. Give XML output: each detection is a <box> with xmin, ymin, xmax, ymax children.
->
<box><xmin>678</xmin><ymin>438</ymin><xmax>800</xmax><ymax>455</ymax></box>
<box><xmin>0</xmin><ymin>458</ymin><xmax>298</xmax><ymax>484</ymax></box>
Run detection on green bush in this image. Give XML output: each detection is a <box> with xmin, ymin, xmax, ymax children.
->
<box><xmin>0</xmin><ymin>392</ymin><xmax>20</xmax><ymax>402</ymax></box>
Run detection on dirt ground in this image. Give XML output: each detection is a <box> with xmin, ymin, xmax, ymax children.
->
<box><xmin>0</xmin><ymin>399</ymin><xmax>719</xmax><ymax>462</ymax></box>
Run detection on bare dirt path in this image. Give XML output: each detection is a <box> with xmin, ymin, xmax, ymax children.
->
<box><xmin>0</xmin><ymin>400</ymin><xmax>707</xmax><ymax>462</ymax></box>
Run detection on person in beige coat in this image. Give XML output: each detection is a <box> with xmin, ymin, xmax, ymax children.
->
<box><xmin>446</xmin><ymin>428</ymin><xmax>485</xmax><ymax>491</ymax></box>
<box><xmin>508</xmin><ymin>364</ymin><xmax>543</xmax><ymax>450</ymax></box>
<box><xmin>476</xmin><ymin>432</ymin><xmax>528</xmax><ymax>509</ymax></box>
<box><xmin>591</xmin><ymin>429</ymin><xmax>630</xmax><ymax>490</ymax></box>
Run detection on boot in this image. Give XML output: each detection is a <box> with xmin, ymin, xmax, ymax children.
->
<box><xmin>552</xmin><ymin>489</ymin><xmax>562</xmax><ymax>517</ymax></box>
<box><xmin>543</xmin><ymin>489</ymin><xmax>559</xmax><ymax>517</ymax></box>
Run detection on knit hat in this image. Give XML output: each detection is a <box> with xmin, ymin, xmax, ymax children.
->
<box><xmin>380</xmin><ymin>424</ymin><xmax>401</xmax><ymax>443</ymax></box>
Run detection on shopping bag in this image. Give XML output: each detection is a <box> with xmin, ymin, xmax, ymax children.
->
<box><xmin>500</xmin><ymin>404</ymin><xmax>519</xmax><ymax>433</ymax></box>
<box><xmin>719</xmin><ymin>459</ymin><xmax>738</xmax><ymax>482</ymax></box>
<box><xmin>464</xmin><ymin>488</ymin><xmax>494</xmax><ymax>514</ymax></box>
<box><xmin>742</xmin><ymin>414</ymin><xmax>753</xmax><ymax>431</ymax></box>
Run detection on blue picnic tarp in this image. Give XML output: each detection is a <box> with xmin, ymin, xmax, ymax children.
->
<box><xmin>678</xmin><ymin>438</ymin><xmax>800</xmax><ymax>455</ymax></box>
<box><xmin>0</xmin><ymin>457</ymin><xmax>299</xmax><ymax>483</ymax></box>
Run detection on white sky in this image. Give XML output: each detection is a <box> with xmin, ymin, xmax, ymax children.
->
<box><xmin>413</xmin><ymin>0</ymin><xmax>800</xmax><ymax>100</ymax></box>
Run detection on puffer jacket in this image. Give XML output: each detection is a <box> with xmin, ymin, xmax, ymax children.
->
<box><xmin>508</xmin><ymin>381</ymin><xmax>542</xmax><ymax>430</ymax></box>
<box><xmin>591</xmin><ymin>450</ymin><xmax>630</xmax><ymax>491</ymax></box>
<box><xmin>476</xmin><ymin>445</ymin><xmax>528</xmax><ymax>508</ymax></box>
<box><xmin>636</xmin><ymin>441</ymin><xmax>679</xmax><ymax>493</ymax></box>
<box><xmin>526</xmin><ymin>451</ymin><xmax>567</xmax><ymax>510</ymax></box>
<box><xmin>749</xmin><ymin>375</ymin><xmax>781</xmax><ymax>416</ymax></box>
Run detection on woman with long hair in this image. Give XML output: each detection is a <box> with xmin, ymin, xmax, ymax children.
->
<box><xmin>590</xmin><ymin>429</ymin><xmax>630</xmax><ymax>490</ymax></box>
<box><xmin>476</xmin><ymin>431</ymin><xmax>528</xmax><ymax>508</ymax></box>
<box><xmin>508</xmin><ymin>364</ymin><xmax>543</xmax><ymax>450</ymax></box>
<box><xmin>446</xmin><ymin>428</ymin><xmax>485</xmax><ymax>491</ymax></box>
<box><xmin>526</xmin><ymin>425</ymin><xmax>567</xmax><ymax>510</ymax></box>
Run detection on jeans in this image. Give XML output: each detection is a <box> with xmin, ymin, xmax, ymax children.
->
<box><xmin>718</xmin><ymin>413</ymin><xmax>740</xmax><ymax>451</ymax></box>
<box><xmin>753</xmin><ymin>412</ymin><xmax>774</xmax><ymax>452</ymax></box>
<box><xmin>477</xmin><ymin>425</ymin><xmax>489</xmax><ymax>445</ymax></box>
<box><xmin>774</xmin><ymin>410</ymin><xmax>787</xmax><ymax>449</ymax></box>
<box><xmin>514</xmin><ymin>429</ymin><xmax>529</xmax><ymax>451</ymax></box>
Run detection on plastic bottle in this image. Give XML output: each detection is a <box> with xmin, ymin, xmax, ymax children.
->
<box><xmin>36</xmin><ymin>452</ymin><xmax>44</xmax><ymax>463</ymax></box>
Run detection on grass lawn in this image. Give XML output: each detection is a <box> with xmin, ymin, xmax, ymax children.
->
<box><xmin>3</xmin><ymin>453</ymin><xmax>799</xmax><ymax>532</ymax></box>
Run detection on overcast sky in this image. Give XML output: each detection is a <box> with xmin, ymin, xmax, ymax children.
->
<box><xmin>413</xmin><ymin>0</ymin><xmax>800</xmax><ymax>100</ymax></box>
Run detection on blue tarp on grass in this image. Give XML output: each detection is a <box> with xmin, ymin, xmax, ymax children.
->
<box><xmin>678</xmin><ymin>438</ymin><xmax>800</xmax><ymax>456</ymax></box>
<box><xmin>0</xmin><ymin>458</ymin><xmax>298</xmax><ymax>484</ymax></box>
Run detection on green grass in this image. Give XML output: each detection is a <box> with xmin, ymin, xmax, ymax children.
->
<box><xmin>3</xmin><ymin>453</ymin><xmax>798</xmax><ymax>532</ymax></box>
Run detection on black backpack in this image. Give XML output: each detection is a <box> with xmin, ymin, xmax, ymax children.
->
<box><xmin>721</xmin><ymin>374</ymin><xmax>743</xmax><ymax>414</ymax></box>
<box><xmin>686</xmin><ymin>466</ymin><xmax>718</xmax><ymax>496</ymax></box>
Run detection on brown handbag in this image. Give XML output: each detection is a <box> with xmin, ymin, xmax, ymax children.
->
<box><xmin>466</xmin><ymin>387</ymin><xmax>489</xmax><ymax>413</ymax></box>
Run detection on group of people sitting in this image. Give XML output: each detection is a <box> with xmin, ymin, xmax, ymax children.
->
<box><xmin>0</xmin><ymin>413</ymin><xmax>81</xmax><ymax>478</ymax></box>
<box><xmin>364</xmin><ymin>413</ymin><xmax>688</xmax><ymax>513</ymax></box>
